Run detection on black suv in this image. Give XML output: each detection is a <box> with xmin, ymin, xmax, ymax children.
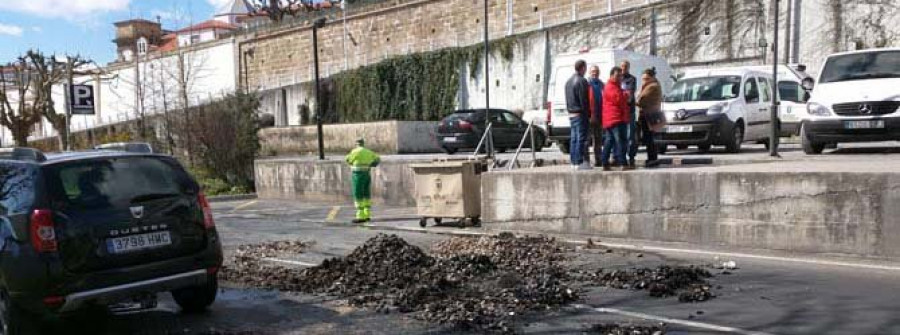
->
<box><xmin>0</xmin><ymin>147</ymin><xmax>223</xmax><ymax>333</ymax></box>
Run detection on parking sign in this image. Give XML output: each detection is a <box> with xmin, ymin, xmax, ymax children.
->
<box><xmin>69</xmin><ymin>84</ymin><xmax>95</xmax><ymax>115</ymax></box>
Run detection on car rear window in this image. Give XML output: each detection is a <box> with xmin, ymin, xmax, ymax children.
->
<box><xmin>0</xmin><ymin>163</ymin><xmax>36</xmax><ymax>215</ymax></box>
<box><xmin>446</xmin><ymin>112</ymin><xmax>479</xmax><ymax>122</ymax></box>
<box><xmin>45</xmin><ymin>157</ymin><xmax>197</xmax><ymax>211</ymax></box>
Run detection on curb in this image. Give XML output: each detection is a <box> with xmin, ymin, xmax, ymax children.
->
<box><xmin>208</xmin><ymin>193</ymin><xmax>258</xmax><ymax>203</ymax></box>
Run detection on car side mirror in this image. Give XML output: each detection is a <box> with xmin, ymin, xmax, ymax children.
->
<box><xmin>745</xmin><ymin>94</ymin><xmax>759</xmax><ymax>103</ymax></box>
<box><xmin>801</xmin><ymin>77</ymin><xmax>815</xmax><ymax>91</ymax></box>
<box><xmin>803</xmin><ymin>91</ymin><xmax>811</xmax><ymax>103</ymax></box>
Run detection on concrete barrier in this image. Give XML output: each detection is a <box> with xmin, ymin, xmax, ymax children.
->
<box><xmin>482</xmin><ymin>169</ymin><xmax>900</xmax><ymax>258</ymax></box>
<box><xmin>255</xmin><ymin>157</ymin><xmax>425</xmax><ymax>206</ymax></box>
<box><xmin>259</xmin><ymin>121</ymin><xmax>442</xmax><ymax>156</ymax></box>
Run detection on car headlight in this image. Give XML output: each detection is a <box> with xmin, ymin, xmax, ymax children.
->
<box><xmin>807</xmin><ymin>102</ymin><xmax>832</xmax><ymax>116</ymax></box>
<box><xmin>707</xmin><ymin>102</ymin><xmax>729</xmax><ymax>115</ymax></box>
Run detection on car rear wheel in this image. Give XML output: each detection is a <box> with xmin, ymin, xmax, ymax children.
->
<box><xmin>532</xmin><ymin>134</ymin><xmax>545</xmax><ymax>152</ymax></box>
<box><xmin>172</xmin><ymin>273</ymin><xmax>218</xmax><ymax>314</ymax></box>
<box><xmin>801</xmin><ymin>124</ymin><xmax>825</xmax><ymax>155</ymax></box>
<box><xmin>0</xmin><ymin>290</ymin><xmax>38</xmax><ymax>335</ymax></box>
<box><xmin>442</xmin><ymin>146</ymin><xmax>458</xmax><ymax>155</ymax></box>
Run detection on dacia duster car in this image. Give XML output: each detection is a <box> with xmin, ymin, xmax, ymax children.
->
<box><xmin>0</xmin><ymin>147</ymin><xmax>223</xmax><ymax>334</ymax></box>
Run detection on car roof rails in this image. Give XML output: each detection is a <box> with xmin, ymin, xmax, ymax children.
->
<box><xmin>93</xmin><ymin>142</ymin><xmax>154</xmax><ymax>154</ymax></box>
<box><xmin>0</xmin><ymin>147</ymin><xmax>47</xmax><ymax>162</ymax></box>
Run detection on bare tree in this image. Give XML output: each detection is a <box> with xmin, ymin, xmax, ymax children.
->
<box><xmin>25</xmin><ymin>50</ymin><xmax>91</xmax><ymax>151</ymax></box>
<box><xmin>0</xmin><ymin>60</ymin><xmax>43</xmax><ymax>146</ymax></box>
<box><xmin>244</xmin><ymin>0</ymin><xmax>342</xmax><ymax>22</ymax></box>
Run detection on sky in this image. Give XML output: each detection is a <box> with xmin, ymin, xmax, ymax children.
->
<box><xmin>0</xmin><ymin>0</ymin><xmax>235</xmax><ymax>64</ymax></box>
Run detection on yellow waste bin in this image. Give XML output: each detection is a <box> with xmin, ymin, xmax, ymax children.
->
<box><xmin>410</xmin><ymin>160</ymin><xmax>486</xmax><ymax>227</ymax></box>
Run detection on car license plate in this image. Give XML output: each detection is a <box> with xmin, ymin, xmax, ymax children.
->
<box><xmin>844</xmin><ymin>120</ymin><xmax>884</xmax><ymax>129</ymax></box>
<box><xmin>443</xmin><ymin>137</ymin><xmax>457</xmax><ymax>143</ymax></box>
<box><xmin>666</xmin><ymin>125</ymin><xmax>693</xmax><ymax>133</ymax></box>
<box><xmin>106</xmin><ymin>231</ymin><xmax>172</xmax><ymax>254</ymax></box>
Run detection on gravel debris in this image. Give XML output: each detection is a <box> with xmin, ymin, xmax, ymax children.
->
<box><xmin>219</xmin><ymin>240</ymin><xmax>309</xmax><ymax>287</ymax></box>
<box><xmin>573</xmin><ymin>266</ymin><xmax>715</xmax><ymax>301</ymax></box>
<box><xmin>584</xmin><ymin>323</ymin><xmax>666</xmax><ymax>335</ymax></box>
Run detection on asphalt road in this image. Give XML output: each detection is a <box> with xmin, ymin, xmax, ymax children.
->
<box><xmin>52</xmin><ymin>197</ymin><xmax>900</xmax><ymax>335</ymax></box>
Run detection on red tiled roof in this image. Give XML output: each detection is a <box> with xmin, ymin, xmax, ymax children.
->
<box><xmin>155</xmin><ymin>34</ymin><xmax>178</xmax><ymax>52</ymax></box>
<box><xmin>173</xmin><ymin>20</ymin><xmax>237</xmax><ymax>34</ymax></box>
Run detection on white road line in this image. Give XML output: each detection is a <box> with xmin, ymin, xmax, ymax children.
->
<box><xmin>586</xmin><ymin>241</ymin><xmax>900</xmax><ymax>272</ymax></box>
<box><xmin>366</xmin><ymin>224</ymin><xmax>900</xmax><ymax>272</ymax></box>
<box><xmin>230</xmin><ymin>200</ymin><xmax>258</xmax><ymax>213</ymax></box>
<box><xmin>261</xmin><ymin>257</ymin><xmax>319</xmax><ymax>267</ymax></box>
<box><xmin>573</xmin><ymin>304</ymin><xmax>775</xmax><ymax>335</ymax></box>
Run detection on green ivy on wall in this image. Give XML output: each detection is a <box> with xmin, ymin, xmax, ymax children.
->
<box><xmin>325</xmin><ymin>36</ymin><xmax>522</xmax><ymax>123</ymax></box>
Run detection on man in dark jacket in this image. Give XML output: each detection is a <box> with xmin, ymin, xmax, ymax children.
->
<box><xmin>620</xmin><ymin>61</ymin><xmax>638</xmax><ymax>167</ymax></box>
<box><xmin>601</xmin><ymin>66</ymin><xmax>630</xmax><ymax>170</ymax></box>
<box><xmin>587</xmin><ymin>65</ymin><xmax>604</xmax><ymax>167</ymax></box>
<box><xmin>565</xmin><ymin>60</ymin><xmax>591</xmax><ymax>170</ymax></box>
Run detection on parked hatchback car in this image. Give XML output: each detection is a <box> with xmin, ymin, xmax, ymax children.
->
<box><xmin>0</xmin><ymin>147</ymin><xmax>222</xmax><ymax>333</ymax></box>
<box><xmin>801</xmin><ymin>48</ymin><xmax>900</xmax><ymax>154</ymax></box>
<box><xmin>437</xmin><ymin>109</ymin><xmax>545</xmax><ymax>154</ymax></box>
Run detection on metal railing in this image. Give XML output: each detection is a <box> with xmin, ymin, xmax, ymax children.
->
<box><xmin>471</xmin><ymin>122</ymin><xmax>493</xmax><ymax>160</ymax></box>
<box><xmin>508</xmin><ymin>119</ymin><xmax>539</xmax><ymax>170</ymax></box>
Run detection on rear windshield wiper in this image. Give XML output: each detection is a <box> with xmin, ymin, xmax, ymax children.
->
<box><xmin>130</xmin><ymin>193</ymin><xmax>181</xmax><ymax>203</ymax></box>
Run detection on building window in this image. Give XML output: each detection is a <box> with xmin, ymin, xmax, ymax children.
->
<box><xmin>190</xmin><ymin>35</ymin><xmax>201</xmax><ymax>44</ymax></box>
<box><xmin>136</xmin><ymin>37</ymin><xmax>148</xmax><ymax>55</ymax></box>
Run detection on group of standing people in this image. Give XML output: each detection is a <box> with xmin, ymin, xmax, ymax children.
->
<box><xmin>565</xmin><ymin>59</ymin><xmax>663</xmax><ymax>170</ymax></box>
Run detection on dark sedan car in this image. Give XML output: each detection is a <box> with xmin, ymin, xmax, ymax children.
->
<box><xmin>437</xmin><ymin>109</ymin><xmax>546</xmax><ymax>154</ymax></box>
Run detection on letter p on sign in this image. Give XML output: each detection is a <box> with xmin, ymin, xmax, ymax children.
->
<box><xmin>70</xmin><ymin>84</ymin><xmax>95</xmax><ymax>115</ymax></box>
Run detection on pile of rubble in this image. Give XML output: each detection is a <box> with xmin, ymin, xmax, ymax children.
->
<box><xmin>584</xmin><ymin>323</ymin><xmax>666</xmax><ymax>335</ymax></box>
<box><xmin>294</xmin><ymin>234</ymin><xmax>577</xmax><ymax>333</ymax></box>
<box><xmin>575</xmin><ymin>266</ymin><xmax>714</xmax><ymax>302</ymax></box>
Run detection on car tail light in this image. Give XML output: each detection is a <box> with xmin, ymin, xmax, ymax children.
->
<box><xmin>198</xmin><ymin>193</ymin><xmax>216</xmax><ymax>229</ymax></box>
<box><xmin>30</xmin><ymin>209</ymin><xmax>57</xmax><ymax>253</ymax></box>
<box><xmin>43</xmin><ymin>296</ymin><xmax>65</xmax><ymax>308</ymax></box>
<box><xmin>458</xmin><ymin>120</ymin><xmax>474</xmax><ymax>132</ymax></box>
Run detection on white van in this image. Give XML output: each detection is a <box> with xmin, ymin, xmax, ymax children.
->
<box><xmin>657</xmin><ymin>68</ymin><xmax>777</xmax><ymax>153</ymax></box>
<box><xmin>746</xmin><ymin>65</ymin><xmax>814</xmax><ymax>137</ymax></box>
<box><xmin>545</xmin><ymin>49</ymin><xmax>674</xmax><ymax>153</ymax></box>
<box><xmin>801</xmin><ymin>48</ymin><xmax>900</xmax><ymax>154</ymax></box>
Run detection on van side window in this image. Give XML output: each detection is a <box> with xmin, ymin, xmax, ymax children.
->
<box><xmin>778</xmin><ymin>81</ymin><xmax>804</xmax><ymax>103</ymax></box>
<box><xmin>744</xmin><ymin>78</ymin><xmax>760</xmax><ymax>103</ymax></box>
<box><xmin>758</xmin><ymin>77</ymin><xmax>772</xmax><ymax>103</ymax></box>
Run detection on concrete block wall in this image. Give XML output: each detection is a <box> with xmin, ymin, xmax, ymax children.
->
<box><xmin>482</xmin><ymin>170</ymin><xmax>900</xmax><ymax>258</ymax></box>
<box><xmin>258</xmin><ymin>121</ymin><xmax>442</xmax><ymax>156</ymax></box>
<box><xmin>255</xmin><ymin>158</ymin><xmax>426</xmax><ymax>206</ymax></box>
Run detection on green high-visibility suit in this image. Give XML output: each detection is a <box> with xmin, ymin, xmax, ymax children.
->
<box><xmin>345</xmin><ymin>145</ymin><xmax>380</xmax><ymax>221</ymax></box>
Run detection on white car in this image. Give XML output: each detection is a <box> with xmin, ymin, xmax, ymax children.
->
<box><xmin>801</xmin><ymin>48</ymin><xmax>900</xmax><ymax>154</ymax></box>
<box><xmin>657</xmin><ymin>68</ymin><xmax>777</xmax><ymax>153</ymax></box>
<box><xmin>545</xmin><ymin>48</ymin><xmax>674</xmax><ymax>153</ymax></box>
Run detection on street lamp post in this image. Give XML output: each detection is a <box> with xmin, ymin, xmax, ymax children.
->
<box><xmin>313</xmin><ymin>17</ymin><xmax>327</xmax><ymax>160</ymax></box>
<box><xmin>483</xmin><ymin>0</ymin><xmax>494</xmax><ymax>158</ymax></box>
<box><xmin>769</xmin><ymin>0</ymin><xmax>780</xmax><ymax>157</ymax></box>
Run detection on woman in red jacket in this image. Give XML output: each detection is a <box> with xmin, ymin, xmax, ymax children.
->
<box><xmin>600</xmin><ymin>66</ymin><xmax>631</xmax><ymax>170</ymax></box>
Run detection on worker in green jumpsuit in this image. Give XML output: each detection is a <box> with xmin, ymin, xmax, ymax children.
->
<box><xmin>345</xmin><ymin>138</ymin><xmax>380</xmax><ymax>223</ymax></box>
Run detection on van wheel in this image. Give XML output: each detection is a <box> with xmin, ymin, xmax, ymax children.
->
<box><xmin>0</xmin><ymin>290</ymin><xmax>38</xmax><ymax>335</ymax></box>
<box><xmin>172</xmin><ymin>273</ymin><xmax>218</xmax><ymax>314</ymax></box>
<box><xmin>559</xmin><ymin>142</ymin><xmax>570</xmax><ymax>154</ymax></box>
<box><xmin>801</xmin><ymin>124</ymin><xmax>825</xmax><ymax>155</ymax></box>
<box><xmin>725</xmin><ymin>124</ymin><xmax>744</xmax><ymax>153</ymax></box>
